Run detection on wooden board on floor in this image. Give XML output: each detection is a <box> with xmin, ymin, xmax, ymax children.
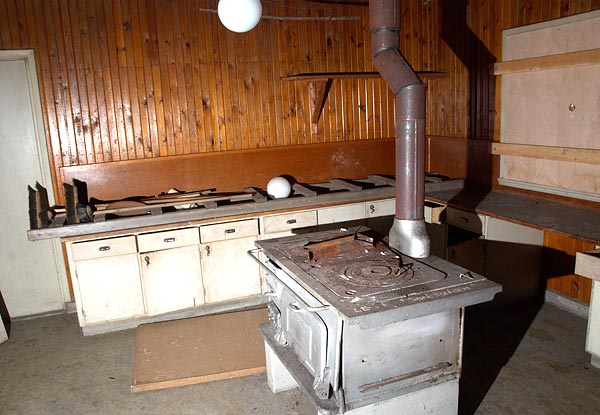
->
<box><xmin>131</xmin><ymin>308</ymin><xmax>268</xmax><ymax>392</ymax></box>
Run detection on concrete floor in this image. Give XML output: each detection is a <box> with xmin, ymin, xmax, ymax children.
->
<box><xmin>1</xmin><ymin>301</ymin><xmax>599</xmax><ymax>415</ymax></box>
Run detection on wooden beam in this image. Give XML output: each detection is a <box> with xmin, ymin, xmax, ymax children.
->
<box><xmin>493</xmin><ymin>48</ymin><xmax>600</xmax><ymax>75</ymax></box>
<box><xmin>491</xmin><ymin>142</ymin><xmax>600</xmax><ymax>165</ymax></box>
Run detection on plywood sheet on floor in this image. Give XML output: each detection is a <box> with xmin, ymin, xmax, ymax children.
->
<box><xmin>131</xmin><ymin>308</ymin><xmax>268</xmax><ymax>392</ymax></box>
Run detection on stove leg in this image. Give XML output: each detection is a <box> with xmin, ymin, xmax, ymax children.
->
<box><xmin>337</xmin><ymin>379</ymin><xmax>459</xmax><ymax>415</ymax></box>
<box><xmin>264</xmin><ymin>341</ymin><xmax>298</xmax><ymax>393</ymax></box>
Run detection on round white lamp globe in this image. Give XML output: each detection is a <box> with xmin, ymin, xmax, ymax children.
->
<box><xmin>267</xmin><ymin>176</ymin><xmax>292</xmax><ymax>199</ymax></box>
<box><xmin>217</xmin><ymin>0</ymin><xmax>262</xmax><ymax>33</ymax></box>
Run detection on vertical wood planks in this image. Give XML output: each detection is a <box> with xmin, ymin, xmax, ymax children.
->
<box><xmin>0</xmin><ymin>0</ymin><xmax>598</xmax><ymax>206</ymax></box>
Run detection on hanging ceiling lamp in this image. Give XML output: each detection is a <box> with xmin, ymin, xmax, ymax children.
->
<box><xmin>217</xmin><ymin>0</ymin><xmax>263</xmax><ymax>33</ymax></box>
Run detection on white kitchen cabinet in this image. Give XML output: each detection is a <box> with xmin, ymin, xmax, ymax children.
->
<box><xmin>200</xmin><ymin>219</ymin><xmax>261</xmax><ymax>303</ymax></box>
<box><xmin>70</xmin><ymin>236</ymin><xmax>145</xmax><ymax>325</ymax></box>
<box><xmin>262</xmin><ymin>209</ymin><xmax>318</xmax><ymax>239</ymax></box>
<box><xmin>318</xmin><ymin>203</ymin><xmax>367</xmax><ymax>231</ymax></box>
<box><xmin>138</xmin><ymin>228</ymin><xmax>204</xmax><ymax>316</ymax></box>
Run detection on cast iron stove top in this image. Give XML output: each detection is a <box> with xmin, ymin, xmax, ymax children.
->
<box><xmin>256</xmin><ymin>227</ymin><xmax>501</xmax><ymax>322</ymax></box>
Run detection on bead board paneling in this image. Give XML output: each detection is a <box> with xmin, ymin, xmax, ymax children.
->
<box><xmin>1</xmin><ymin>1</ymin><xmax>598</xmax><ymax>198</ymax></box>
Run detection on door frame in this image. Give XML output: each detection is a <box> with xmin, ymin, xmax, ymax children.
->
<box><xmin>0</xmin><ymin>49</ymin><xmax>70</xmax><ymax>311</ymax></box>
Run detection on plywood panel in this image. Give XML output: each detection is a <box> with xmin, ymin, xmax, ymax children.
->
<box><xmin>131</xmin><ymin>308</ymin><xmax>268</xmax><ymax>392</ymax></box>
<box><xmin>500</xmin><ymin>11</ymin><xmax>600</xmax><ymax>199</ymax></box>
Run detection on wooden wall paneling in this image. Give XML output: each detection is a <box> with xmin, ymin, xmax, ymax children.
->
<box><xmin>187</xmin><ymin>2</ymin><xmax>207</xmax><ymax>153</ymax></box>
<box><xmin>95</xmin><ymin>0</ymin><xmax>121</xmax><ymax>162</ymax></box>
<box><xmin>2</xmin><ymin>0</ymin><xmax>599</xmax><ymax>205</ymax></box>
<box><xmin>112</xmin><ymin>0</ymin><xmax>135</xmax><ymax>160</ymax></box>
<box><xmin>336</xmin><ymin>16</ymin><xmax>348</xmax><ymax>142</ymax></box>
<box><xmin>154</xmin><ymin>0</ymin><xmax>174</xmax><ymax>155</ymax></box>
<box><xmin>87</xmin><ymin>0</ymin><xmax>113</xmax><ymax>163</ymax></box>
<box><xmin>198</xmin><ymin>6</ymin><xmax>216</xmax><ymax>152</ymax></box>
<box><xmin>43</xmin><ymin>1</ymin><xmax>73</xmax><ymax>167</ymax></box>
<box><xmin>132</xmin><ymin>0</ymin><xmax>155</xmax><ymax>157</ymax></box>
<box><xmin>165</xmin><ymin>1</ymin><xmax>184</xmax><ymax>154</ymax></box>
<box><xmin>55</xmin><ymin>0</ymin><xmax>83</xmax><ymax>166</ymax></box>
<box><xmin>139</xmin><ymin>0</ymin><xmax>160</xmax><ymax>157</ymax></box>
<box><xmin>33</xmin><ymin>0</ymin><xmax>64</xmax><ymax>176</ymax></box>
<box><xmin>0</xmin><ymin>1</ymin><xmax>10</xmax><ymax>48</ymax></box>
<box><xmin>102</xmin><ymin>0</ymin><xmax>127</xmax><ymax>161</ymax></box>
<box><xmin>14</xmin><ymin>1</ymin><xmax>29</xmax><ymax>50</ymax></box>
<box><xmin>5</xmin><ymin>0</ymin><xmax>20</xmax><ymax>47</ymax></box>
<box><xmin>171</xmin><ymin>0</ymin><xmax>191</xmax><ymax>154</ymax></box>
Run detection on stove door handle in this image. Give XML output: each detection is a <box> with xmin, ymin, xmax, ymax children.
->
<box><xmin>288</xmin><ymin>302</ymin><xmax>330</xmax><ymax>313</ymax></box>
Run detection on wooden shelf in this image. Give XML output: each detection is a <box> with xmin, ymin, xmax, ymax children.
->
<box><xmin>492</xmin><ymin>48</ymin><xmax>600</xmax><ymax>75</ymax></box>
<box><xmin>282</xmin><ymin>71</ymin><xmax>446</xmax><ymax>133</ymax></box>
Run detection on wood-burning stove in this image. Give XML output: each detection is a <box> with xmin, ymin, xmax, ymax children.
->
<box><xmin>250</xmin><ymin>227</ymin><xmax>501</xmax><ymax>414</ymax></box>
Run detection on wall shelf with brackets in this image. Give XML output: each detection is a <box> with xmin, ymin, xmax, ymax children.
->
<box><xmin>281</xmin><ymin>71</ymin><xmax>447</xmax><ymax>133</ymax></box>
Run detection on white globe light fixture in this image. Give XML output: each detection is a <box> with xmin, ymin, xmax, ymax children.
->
<box><xmin>217</xmin><ymin>0</ymin><xmax>262</xmax><ymax>33</ymax></box>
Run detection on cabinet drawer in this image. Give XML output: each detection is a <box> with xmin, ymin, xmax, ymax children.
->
<box><xmin>200</xmin><ymin>219</ymin><xmax>258</xmax><ymax>243</ymax></box>
<box><xmin>365</xmin><ymin>199</ymin><xmax>395</xmax><ymax>218</ymax></box>
<box><xmin>137</xmin><ymin>228</ymin><xmax>200</xmax><ymax>252</ymax></box>
<box><xmin>318</xmin><ymin>203</ymin><xmax>366</xmax><ymax>225</ymax></box>
<box><xmin>425</xmin><ymin>201</ymin><xmax>446</xmax><ymax>224</ymax></box>
<box><xmin>446</xmin><ymin>207</ymin><xmax>486</xmax><ymax>235</ymax></box>
<box><xmin>71</xmin><ymin>236</ymin><xmax>137</xmax><ymax>261</ymax></box>
<box><xmin>263</xmin><ymin>210</ymin><xmax>317</xmax><ymax>234</ymax></box>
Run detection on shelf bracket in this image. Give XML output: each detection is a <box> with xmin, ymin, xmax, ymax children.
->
<box><xmin>308</xmin><ymin>79</ymin><xmax>333</xmax><ymax>134</ymax></box>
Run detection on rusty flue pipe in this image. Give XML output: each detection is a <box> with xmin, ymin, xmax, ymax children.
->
<box><xmin>370</xmin><ymin>0</ymin><xmax>430</xmax><ymax>258</ymax></box>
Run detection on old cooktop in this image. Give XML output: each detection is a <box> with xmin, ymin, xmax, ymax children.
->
<box><xmin>255</xmin><ymin>227</ymin><xmax>501</xmax><ymax>322</ymax></box>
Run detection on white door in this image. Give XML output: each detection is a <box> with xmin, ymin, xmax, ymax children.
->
<box><xmin>0</xmin><ymin>51</ymin><xmax>68</xmax><ymax>317</ymax></box>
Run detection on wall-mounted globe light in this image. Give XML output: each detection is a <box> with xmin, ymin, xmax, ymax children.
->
<box><xmin>217</xmin><ymin>0</ymin><xmax>262</xmax><ymax>33</ymax></box>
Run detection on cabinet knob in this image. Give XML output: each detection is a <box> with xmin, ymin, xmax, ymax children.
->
<box><xmin>369</xmin><ymin>205</ymin><xmax>375</xmax><ymax>214</ymax></box>
<box><xmin>144</xmin><ymin>255</ymin><xmax>150</xmax><ymax>266</ymax></box>
<box><xmin>205</xmin><ymin>245</ymin><xmax>211</xmax><ymax>257</ymax></box>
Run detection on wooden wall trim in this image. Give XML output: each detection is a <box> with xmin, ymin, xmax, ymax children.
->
<box><xmin>60</xmin><ymin>139</ymin><xmax>396</xmax><ymax>203</ymax></box>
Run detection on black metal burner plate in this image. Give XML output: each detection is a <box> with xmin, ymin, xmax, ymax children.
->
<box><xmin>256</xmin><ymin>227</ymin><xmax>502</xmax><ymax>321</ymax></box>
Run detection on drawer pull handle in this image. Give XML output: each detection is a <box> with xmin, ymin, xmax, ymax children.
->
<box><xmin>205</xmin><ymin>245</ymin><xmax>211</xmax><ymax>257</ymax></box>
<box><xmin>369</xmin><ymin>205</ymin><xmax>375</xmax><ymax>214</ymax></box>
<box><xmin>459</xmin><ymin>217</ymin><xmax>468</xmax><ymax>223</ymax></box>
<box><xmin>225</xmin><ymin>228</ymin><xmax>236</xmax><ymax>234</ymax></box>
<box><xmin>286</xmin><ymin>219</ymin><xmax>297</xmax><ymax>224</ymax></box>
<box><xmin>164</xmin><ymin>237</ymin><xmax>176</xmax><ymax>243</ymax></box>
<box><xmin>98</xmin><ymin>246</ymin><xmax>111</xmax><ymax>252</ymax></box>
<box><xmin>144</xmin><ymin>255</ymin><xmax>150</xmax><ymax>266</ymax></box>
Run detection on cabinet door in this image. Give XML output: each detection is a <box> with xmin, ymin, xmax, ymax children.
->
<box><xmin>201</xmin><ymin>236</ymin><xmax>261</xmax><ymax>303</ymax></box>
<box><xmin>484</xmin><ymin>217</ymin><xmax>544</xmax><ymax>304</ymax></box>
<box><xmin>447</xmin><ymin>237</ymin><xmax>486</xmax><ymax>275</ymax></box>
<box><xmin>140</xmin><ymin>245</ymin><xmax>204</xmax><ymax>315</ymax></box>
<box><xmin>75</xmin><ymin>253</ymin><xmax>145</xmax><ymax>324</ymax></box>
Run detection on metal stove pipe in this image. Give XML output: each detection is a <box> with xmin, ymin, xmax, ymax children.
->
<box><xmin>369</xmin><ymin>0</ymin><xmax>430</xmax><ymax>258</ymax></box>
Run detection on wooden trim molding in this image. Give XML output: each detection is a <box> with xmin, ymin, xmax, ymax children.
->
<box><xmin>491</xmin><ymin>142</ymin><xmax>600</xmax><ymax>165</ymax></box>
<box><xmin>492</xmin><ymin>48</ymin><xmax>600</xmax><ymax>75</ymax></box>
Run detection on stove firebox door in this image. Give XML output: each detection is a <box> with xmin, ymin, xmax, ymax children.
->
<box><xmin>283</xmin><ymin>292</ymin><xmax>330</xmax><ymax>400</ymax></box>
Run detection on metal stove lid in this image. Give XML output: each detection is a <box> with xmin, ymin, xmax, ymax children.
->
<box><xmin>256</xmin><ymin>227</ymin><xmax>502</xmax><ymax>325</ymax></box>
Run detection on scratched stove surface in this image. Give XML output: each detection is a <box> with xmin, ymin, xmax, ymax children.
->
<box><xmin>257</xmin><ymin>228</ymin><xmax>500</xmax><ymax>319</ymax></box>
